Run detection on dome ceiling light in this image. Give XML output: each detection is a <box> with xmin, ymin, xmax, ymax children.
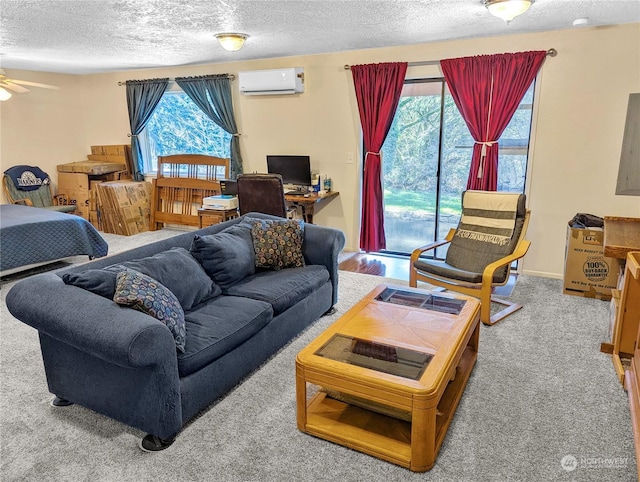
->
<box><xmin>215</xmin><ymin>33</ymin><xmax>249</xmax><ymax>52</ymax></box>
<box><xmin>485</xmin><ymin>0</ymin><xmax>533</xmax><ymax>23</ymax></box>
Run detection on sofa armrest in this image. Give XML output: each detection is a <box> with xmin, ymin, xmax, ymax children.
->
<box><xmin>6</xmin><ymin>273</ymin><xmax>177</xmax><ymax>369</ymax></box>
<box><xmin>303</xmin><ymin>223</ymin><xmax>346</xmax><ymax>306</ymax></box>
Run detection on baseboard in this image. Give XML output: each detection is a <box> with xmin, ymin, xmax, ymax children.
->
<box><xmin>522</xmin><ymin>269</ymin><xmax>563</xmax><ymax>280</ymax></box>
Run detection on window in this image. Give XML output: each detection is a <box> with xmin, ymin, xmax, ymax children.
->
<box><xmin>140</xmin><ymin>91</ymin><xmax>231</xmax><ymax>174</ymax></box>
<box><xmin>380</xmin><ymin>79</ymin><xmax>535</xmax><ymax>256</ymax></box>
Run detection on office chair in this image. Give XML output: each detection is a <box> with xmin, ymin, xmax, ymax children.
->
<box><xmin>237</xmin><ymin>173</ymin><xmax>289</xmax><ymax>218</ymax></box>
<box><xmin>409</xmin><ymin>190</ymin><xmax>531</xmax><ymax>326</ymax></box>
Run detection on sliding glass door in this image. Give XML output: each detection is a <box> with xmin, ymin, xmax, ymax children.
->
<box><xmin>380</xmin><ymin>79</ymin><xmax>534</xmax><ymax>258</ymax></box>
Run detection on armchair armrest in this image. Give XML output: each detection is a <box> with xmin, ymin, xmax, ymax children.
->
<box><xmin>52</xmin><ymin>193</ymin><xmax>70</xmax><ymax>206</ymax></box>
<box><xmin>410</xmin><ymin>228</ymin><xmax>456</xmax><ymax>264</ymax></box>
<box><xmin>481</xmin><ymin>239</ymin><xmax>531</xmax><ymax>286</ymax></box>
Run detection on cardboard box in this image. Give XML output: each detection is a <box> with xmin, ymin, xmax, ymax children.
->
<box><xmin>57</xmin><ymin>187</ymin><xmax>90</xmax><ymax>220</ymax></box>
<box><xmin>95</xmin><ymin>181</ymin><xmax>152</xmax><ymax>235</ymax></box>
<box><xmin>58</xmin><ymin>172</ymin><xmax>90</xmax><ymax>191</ymax></box>
<box><xmin>563</xmin><ymin>225</ymin><xmax>622</xmax><ymax>300</ymax></box>
<box><xmin>57</xmin><ymin>160</ymin><xmax>126</xmax><ymax>175</ymax></box>
<box><xmin>89</xmin><ymin>210</ymin><xmax>101</xmax><ymax>230</ymax></box>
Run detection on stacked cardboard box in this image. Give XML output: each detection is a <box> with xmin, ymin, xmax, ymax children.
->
<box><xmin>96</xmin><ymin>181</ymin><xmax>152</xmax><ymax>235</ymax></box>
<box><xmin>563</xmin><ymin>224</ymin><xmax>622</xmax><ymax>300</ymax></box>
<box><xmin>87</xmin><ymin>145</ymin><xmax>133</xmax><ymax>177</ymax></box>
<box><xmin>56</xmin><ymin>145</ymin><xmax>131</xmax><ymax>226</ymax></box>
<box><xmin>57</xmin><ymin>170</ymin><xmax>121</xmax><ymax>222</ymax></box>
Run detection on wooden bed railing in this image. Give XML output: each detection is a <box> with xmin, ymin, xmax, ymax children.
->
<box><xmin>149</xmin><ymin>154</ymin><xmax>230</xmax><ymax>230</ymax></box>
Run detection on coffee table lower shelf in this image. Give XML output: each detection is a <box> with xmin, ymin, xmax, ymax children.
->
<box><xmin>300</xmin><ymin>346</ymin><xmax>477</xmax><ymax>471</ymax></box>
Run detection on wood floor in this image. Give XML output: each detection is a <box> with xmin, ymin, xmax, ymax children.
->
<box><xmin>339</xmin><ymin>253</ymin><xmax>410</xmax><ymax>280</ymax></box>
<box><xmin>339</xmin><ymin>252</ymin><xmax>517</xmax><ymax>296</ymax></box>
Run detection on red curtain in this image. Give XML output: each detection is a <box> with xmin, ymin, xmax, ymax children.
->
<box><xmin>441</xmin><ymin>51</ymin><xmax>547</xmax><ymax>191</ymax></box>
<box><xmin>351</xmin><ymin>62</ymin><xmax>407</xmax><ymax>252</ymax></box>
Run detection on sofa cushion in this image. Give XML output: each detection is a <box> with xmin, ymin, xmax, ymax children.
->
<box><xmin>224</xmin><ymin>265</ymin><xmax>329</xmax><ymax>315</ymax></box>
<box><xmin>190</xmin><ymin>225</ymin><xmax>255</xmax><ymax>290</ymax></box>
<box><xmin>112</xmin><ymin>247</ymin><xmax>221</xmax><ymax>310</ymax></box>
<box><xmin>251</xmin><ymin>219</ymin><xmax>305</xmax><ymax>270</ymax></box>
<box><xmin>62</xmin><ymin>269</ymin><xmax>117</xmax><ymax>298</ymax></box>
<box><xmin>113</xmin><ymin>269</ymin><xmax>186</xmax><ymax>353</ymax></box>
<box><xmin>178</xmin><ymin>295</ymin><xmax>273</xmax><ymax>377</ymax></box>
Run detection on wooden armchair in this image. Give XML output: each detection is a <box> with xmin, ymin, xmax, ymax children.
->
<box><xmin>3</xmin><ymin>165</ymin><xmax>76</xmax><ymax>214</ymax></box>
<box><xmin>409</xmin><ymin>190</ymin><xmax>531</xmax><ymax>326</ymax></box>
<box><xmin>149</xmin><ymin>154</ymin><xmax>230</xmax><ymax>230</ymax></box>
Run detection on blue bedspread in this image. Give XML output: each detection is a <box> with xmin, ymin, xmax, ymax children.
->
<box><xmin>0</xmin><ymin>204</ymin><xmax>108</xmax><ymax>271</ymax></box>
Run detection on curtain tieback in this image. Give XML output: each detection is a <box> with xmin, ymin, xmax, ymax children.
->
<box><xmin>364</xmin><ymin>151</ymin><xmax>382</xmax><ymax>171</ymax></box>
<box><xmin>232</xmin><ymin>133</ymin><xmax>241</xmax><ymax>137</ymax></box>
<box><xmin>474</xmin><ymin>141</ymin><xmax>497</xmax><ymax>178</ymax></box>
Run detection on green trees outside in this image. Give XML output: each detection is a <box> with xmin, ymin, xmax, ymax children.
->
<box><xmin>380</xmin><ymin>81</ymin><xmax>533</xmax><ymax>253</ymax></box>
<box><xmin>144</xmin><ymin>93</ymin><xmax>230</xmax><ymax>172</ymax></box>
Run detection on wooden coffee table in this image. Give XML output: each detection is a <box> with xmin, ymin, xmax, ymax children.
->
<box><xmin>296</xmin><ymin>284</ymin><xmax>480</xmax><ymax>472</ymax></box>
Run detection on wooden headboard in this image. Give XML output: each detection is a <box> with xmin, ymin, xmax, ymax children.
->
<box><xmin>150</xmin><ymin>154</ymin><xmax>230</xmax><ymax>230</ymax></box>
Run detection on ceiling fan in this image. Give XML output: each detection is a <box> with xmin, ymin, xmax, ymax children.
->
<box><xmin>0</xmin><ymin>69</ymin><xmax>59</xmax><ymax>101</ymax></box>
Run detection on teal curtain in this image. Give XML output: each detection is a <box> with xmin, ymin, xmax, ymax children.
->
<box><xmin>175</xmin><ymin>74</ymin><xmax>243</xmax><ymax>178</ymax></box>
<box><xmin>125</xmin><ymin>78</ymin><xmax>169</xmax><ymax>181</ymax></box>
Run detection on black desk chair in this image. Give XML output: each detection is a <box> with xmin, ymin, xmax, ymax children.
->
<box><xmin>237</xmin><ymin>173</ymin><xmax>289</xmax><ymax>218</ymax></box>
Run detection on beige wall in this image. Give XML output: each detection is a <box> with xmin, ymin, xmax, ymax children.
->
<box><xmin>2</xmin><ymin>23</ymin><xmax>639</xmax><ymax>278</ymax></box>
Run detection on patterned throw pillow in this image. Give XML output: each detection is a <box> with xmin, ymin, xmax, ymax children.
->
<box><xmin>251</xmin><ymin>219</ymin><xmax>305</xmax><ymax>270</ymax></box>
<box><xmin>113</xmin><ymin>269</ymin><xmax>186</xmax><ymax>353</ymax></box>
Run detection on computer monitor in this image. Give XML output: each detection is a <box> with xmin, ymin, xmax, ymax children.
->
<box><xmin>266</xmin><ymin>155</ymin><xmax>312</xmax><ymax>189</ymax></box>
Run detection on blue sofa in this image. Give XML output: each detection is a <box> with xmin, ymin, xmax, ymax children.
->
<box><xmin>6</xmin><ymin>213</ymin><xmax>345</xmax><ymax>450</ymax></box>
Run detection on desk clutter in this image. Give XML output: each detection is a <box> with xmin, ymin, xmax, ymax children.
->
<box><xmin>202</xmin><ymin>195</ymin><xmax>239</xmax><ymax>211</ymax></box>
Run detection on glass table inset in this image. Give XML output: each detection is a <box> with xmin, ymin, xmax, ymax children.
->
<box><xmin>375</xmin><ymin>287</ymin><xmax>466</xmax><ymax>315</ymax></box>
<box><xmin>315</xmin><ymin>334</ymin><xmax>433</xmax><ymax>380</ymax></box>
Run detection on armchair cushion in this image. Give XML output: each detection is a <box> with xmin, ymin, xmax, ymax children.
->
<box><xmin>413</xmin><ymin>258</ymin><xmax>506</xmax><ymax>284</ymax></box>
<box><xmin>444</xmin><ymin>191</ymin><xmax>526</xmax><ymax>282</ymax></box>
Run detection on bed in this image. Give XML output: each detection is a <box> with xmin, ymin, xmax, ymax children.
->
<box><xmin>150</xmin><ymin>154</ymin><xmax>230</xmax><ymax>230</ymax></box>
<box><xmin>0</xmin><ymin>204</ymin><xmax>108</xmax><ymax>272</ymax></box>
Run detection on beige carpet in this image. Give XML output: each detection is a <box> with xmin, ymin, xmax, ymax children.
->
<box><xmin>0</xmin><ymin>228</ymin><xmax>636</xmax><ymax>481</ymax></box>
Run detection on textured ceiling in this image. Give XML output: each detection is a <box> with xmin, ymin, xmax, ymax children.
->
<box><xmin>1</xmin><ymin>0</ymin><xmax>639</xmax><ymax>75</ymax></box>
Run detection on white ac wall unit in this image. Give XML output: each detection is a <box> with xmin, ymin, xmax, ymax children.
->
<box><xmin>238</xmin><ymin>67</ymin><xmax>304</xmax><ymax>95</ymax></box>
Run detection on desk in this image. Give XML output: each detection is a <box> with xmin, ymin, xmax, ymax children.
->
<box><xmin>285</xmin><ymin>191</ymin><xmax>339</xmax><ymax>224</ymax></box>
<box><xmin>197</xmin><ymin>208</ymin><xmax>238</xmax><ymax>228</ymax></box>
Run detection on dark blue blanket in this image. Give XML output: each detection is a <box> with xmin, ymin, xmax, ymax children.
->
<box><xmin>0</xmin><ymin>204</ymin><xmax>108</xmax><ymax>271</ymax></box>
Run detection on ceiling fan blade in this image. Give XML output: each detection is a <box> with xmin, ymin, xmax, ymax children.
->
<box><xmin>1</xmin><ymin>82</ymin><xmax>30</xmax><ymax>93</ymax></box>
<box><xmin>11</xmin><ymin>79</ymin><xmax>59</xmax><ymax>90</ymax></box>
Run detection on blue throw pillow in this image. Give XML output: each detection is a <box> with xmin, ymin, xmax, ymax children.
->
<box><xmin>113</xmin><ymin>269</ymin><xmax>186</xmax><ymax>353</ymax></box>
<box><xmin>251</xmin><ymin>219</ymin><xmax>305</xmax><ymax>270</ymax></box>
<box><xmin>62</xmin><ymin>269</ymin><xmax>117</xmax><ymax>298</ymax></box>
<box><xmin>112</xmin><ymin>247</ymin><xmax>221</xmax><ymax>310</ymax></box>
<box><xmin>190</xmin><ymin>225</ymin><xmax>256</xmax><ymax>290</ymax></box>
